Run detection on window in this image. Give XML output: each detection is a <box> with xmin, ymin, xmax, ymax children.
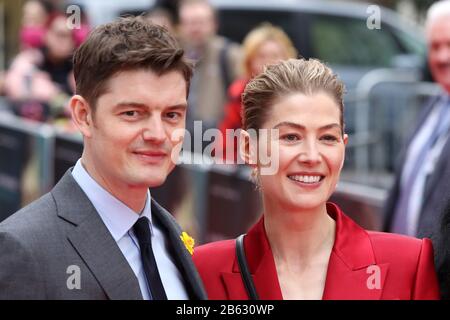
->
<box><xmin>217</xmin><ymin>9</ymin><xmax>310</xmax><ymax>57</ymax></box>
<box><xmin>310</xmin><ymin>14</ymin><xmax>403</xmax><ymax>67</ymax></box>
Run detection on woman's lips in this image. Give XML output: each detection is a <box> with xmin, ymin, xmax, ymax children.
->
<box><xmin>287</xmin><ymin>174</ymin><xmax>325</xmax><ymax>188</ymax></box>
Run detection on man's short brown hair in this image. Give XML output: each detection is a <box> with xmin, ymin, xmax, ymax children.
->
<box><xmin>73</xmin><ymin>16</ymin><xmax>193</xmax><ymax>109</ymax></box>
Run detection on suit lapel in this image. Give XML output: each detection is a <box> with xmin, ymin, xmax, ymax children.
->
<box><xmin>67</xmin><ymin>221</ymin><xmax>143</xmax><ymax>300</ymax></box>
<box><xmin>221</xmin><ymin>251</ymin><xmax>283</xmax><ymax>300</ymax></box>
<box><xmin>53</xmin><ymin>170</ymin><xmax>142</xmax><ymax>300</ymax></box>
<box><xmin>400</xmin><ymin>95</ymin><xmax>446</xmax><ymax>207</ymax></box>
<box><xmin>406</xmin><ymin>96</ymin><xmax>439</xmax><ymax>146</ymax></box>
<box><xmin>422</xmin><ymin>137</ymin><xmax>450</xmax><ymax>202</ymax></box>
<box><xmin>394</xmin><ymin>96</ymin><xmax>439</xmax><ymax>180</ymax></box>
<box><xmin>322</xmin><ymin>203</ymin><xmax>389</xmax><ymax>300</ymax></box>
<box><xmin>221</xmin><ymin>218</ymin><xmax>283</xmax><ymax>300</ymax></box>
<box><xmin>322</xmin><ymin>257</ymin><xmax>389</xmax><ymax>300</ymax></box>
<box><xmin>151</xmin><ymin>200</ymin><xmax>207</xmax><ymax>300</ymax></box>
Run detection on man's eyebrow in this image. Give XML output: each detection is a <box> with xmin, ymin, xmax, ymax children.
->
<box><xmin>112</xmin><ymin>102</ymin><xmax>188</xmax><ymax>110</ymax></box>
<box><xmin>166</xmin><ymin>103</ymin><xmax>188</xmax><ymax>110</ymax></box>
<box><xmin>113</xmin><ymin>102</ymin><xmax>148</xmax><ymax>109</ymax></box>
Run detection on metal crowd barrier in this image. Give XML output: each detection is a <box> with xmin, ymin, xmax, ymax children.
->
<box><xmin>0</xmin><ymin>1</ymin><xmax>5</xmax><ymax>71</ymax></box>
<box><xmin>350</xmin><ymin>68</ymin><xmax>440</xmax><ymax>173</ymax></box>
<box><xmin>0</xmin><ymin>112</ymin><xmax>54</xmax><ymax>221</ymax></box>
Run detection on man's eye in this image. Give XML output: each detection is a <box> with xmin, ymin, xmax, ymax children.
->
<box><xmin>122</xmin><ymin>110</ymin><xmax>138</xmax><ymax>117</ymax></box>
<box><xmin>321</xmin><ymin>135</ymin><xmax>338</xmax><ymax>142</ymax></box>
<box><xmin>166</xmin><ymin>112</ymin><xmax>181</xmax><ymax>120</ymax></box>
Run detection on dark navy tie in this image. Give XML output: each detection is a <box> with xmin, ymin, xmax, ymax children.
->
<box><xmin>133</xmin><ymin>217</ymin><xmax>167</xmax><ymax>300</ymax></box>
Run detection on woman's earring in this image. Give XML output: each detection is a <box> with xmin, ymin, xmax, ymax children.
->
<box><xmin>251</xmin><ymin>167</ymin><xmax>260</xmax><ymax>189</ymax></box>
<box><xmin>251</xmin><ymin>167</ymin><xmax>258</xmax><ymax>179</ymax></box>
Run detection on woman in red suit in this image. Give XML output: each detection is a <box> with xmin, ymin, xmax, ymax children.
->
<box><xmin>193</xmin><ymin>58</ymin><xmax>440</xmax><ymax>300</ymax></box>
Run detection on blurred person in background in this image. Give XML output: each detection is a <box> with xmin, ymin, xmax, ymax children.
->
<box><xmin>383</xmin><ymin>1</ymin><xmax>450</xmax><ymax>298</ymax></box>
<box><xmin>19</xmin><ymin>0</ymin><xmax>54</xmax><ymax>50</ymax></box>
<box><xmin>154</xmin><ymin>0</ymin><xmax>181</xmax><ymax>24</ymax></box>
<box><xmin>216</xmin><ymin>24</ymin><xmax>297</xmax><ymax>163</ymax></box>
<box><xmin>4</xmin><ymin>12</ymin><xmax>81</xmax><ymax>122</ymax></box>
<box><xmin>194</xmin><ymin>58</ymin><xmax>439</xmax><ymax>300</ymax></box>
<box><xmin>178</xmin><ymin>0</ymin><xmax>241</xmax><ymax>140</ymax></box>
<box><xmin>144</xmin><ymin>7</ymin><xmax>176</xmax><ymax>35</ymax></box>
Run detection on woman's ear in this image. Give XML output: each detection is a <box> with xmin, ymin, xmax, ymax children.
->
<box><xmin>239</xmin><ymin>129</ymin><xmax>258</xmax><ymax>166</ymax></box>
<box><xmin>70</xmin><ymin>95</ymin><xmax>93</xmax><ymax>138</ymax></box>
<box><xmin>340</xmin><ymin>133</ymin><xmax>349</xmax><ymax>171</ymax></box>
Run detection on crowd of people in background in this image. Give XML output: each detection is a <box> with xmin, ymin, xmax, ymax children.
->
<box><xmin>0</xmin><ymin>0</ymin><xmax>89</xmax><ymax>126</ymax></box>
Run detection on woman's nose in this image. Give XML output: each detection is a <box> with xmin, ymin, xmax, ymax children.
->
<box><xmin>297</xmin><ymin>139</ymin><xmax>321</xmax><ymax>165</ymax></box>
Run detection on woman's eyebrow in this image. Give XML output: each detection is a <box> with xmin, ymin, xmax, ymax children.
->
<box><xmin>273</xmin><ymin>121</ymin><xmax>341</xmax><ymax>130</ymax></box>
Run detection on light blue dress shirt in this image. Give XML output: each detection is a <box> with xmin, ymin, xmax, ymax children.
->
<box><xmin>71</xmin><ymin>159</ymin><xmax>188</xmax><ymax>300</ymax></box>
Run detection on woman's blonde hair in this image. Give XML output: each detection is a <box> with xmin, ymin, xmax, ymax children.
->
<box><xmin>242</xmin><ymin>58</ymin><xmax>345</xmax><ymax>133</ymax></box>
<box><xmin>242</xmin><ymin>23</ymin><xmax>297</xmax><ymax>77</ymax></box>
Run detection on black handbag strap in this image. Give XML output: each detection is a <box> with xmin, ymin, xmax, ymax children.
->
<box><xmin>236</xmin><ymin>234</ymin><xmax>259</xmax><ymax>300</ymax></box>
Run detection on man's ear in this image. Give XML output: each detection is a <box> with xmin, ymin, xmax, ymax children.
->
<box><xmin>70</xmin><ymin>95</ymin><xmax>94</xmax><ymax>138</ymax></box>
<box><xmin>239</xmin><ymin>129</ymin><xmax>258</xmax><ymax>166</ymax></box>
<box><xmin>343</xmin><ymin>133</ymin><xmax>348</xmax><ymax>146</ymax></box>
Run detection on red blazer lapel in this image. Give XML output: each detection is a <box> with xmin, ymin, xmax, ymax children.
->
<box><xmin>221</xmin><ymin>218</ymin><xmax>283</xmax><ymax>300</ymax></box>
<box><xmin>221</xmin><ymin>203</ymin><xmax>389</xmax><ymax>300</ymax></box>
<box><xmin>322</xmin><ymin>254</ymin><xmax>390</xmax><ymax>300</ymax></box>
<box><xmin>221</xmin><ymin>273</ymin><xmax>249</xmax><ymax>300</ymax></box>
<box><xmin>322</xmin><ymin>203</ymin><xmax>389</xmax><ymax>300</ymax></box>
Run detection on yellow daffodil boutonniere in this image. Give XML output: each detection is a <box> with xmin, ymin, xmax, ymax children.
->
<box><xmin>180</xmin><ymin>231</ymin><xmax>195</xmax><ymax>255</ymax></box>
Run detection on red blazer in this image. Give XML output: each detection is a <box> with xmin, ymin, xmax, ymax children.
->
<box><xmin>193</xmin><ymin>203</ymin><xmax>440</xmax><ymax>300</ymax></box>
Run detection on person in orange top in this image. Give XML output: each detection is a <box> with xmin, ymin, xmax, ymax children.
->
<box><xmin>193</xmin><ymin>59</ymin><xmax>440</xmax><ymax>300</ymax></box>
<box><xmin>216</xmin><ymin>24</ymin><xmax>297</xmax><ymax>163</ymax></box>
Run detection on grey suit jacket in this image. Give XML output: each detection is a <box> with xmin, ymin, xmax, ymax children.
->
<box><xmin>383</xmin><ymin>95</ymin><xmax>450</xmax><ymax>261</ymax></box>
<box><xmin>0</xmin><ymin>170</ymin><xmax>207</xmax><ymax>300</ymax></box>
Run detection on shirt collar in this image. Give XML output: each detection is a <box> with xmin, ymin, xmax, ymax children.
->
<box><xmin>71</xmin><ymin>159</ymin><xmax>153</xmax><ymax>241</ymax></box>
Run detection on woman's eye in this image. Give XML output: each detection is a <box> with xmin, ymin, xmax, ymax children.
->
<box><xmin>281</xmin><ymin>134</ymin><xmax>300</xmax><ymax>142</ymax></box>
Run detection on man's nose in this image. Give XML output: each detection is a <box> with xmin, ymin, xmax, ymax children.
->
<box><xmin>435</xmin><ymin>45</ymin><xmax>450</xmax><ymax>63</ymax></box>
<box><xmin>142</xmin><ymin>116</ymin><xmax>166</xmax><ymax>144</ymax></box>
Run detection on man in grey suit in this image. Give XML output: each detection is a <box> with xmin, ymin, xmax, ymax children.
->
<box><xmin>0</xmin><ymin>17</ymin><xmax>206</xmax><ymax>300</ymax></box>
<box><xmin>383</xmin><ymin>0</ymin><xmax>450</xmax><ymax>298</ymax></box>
